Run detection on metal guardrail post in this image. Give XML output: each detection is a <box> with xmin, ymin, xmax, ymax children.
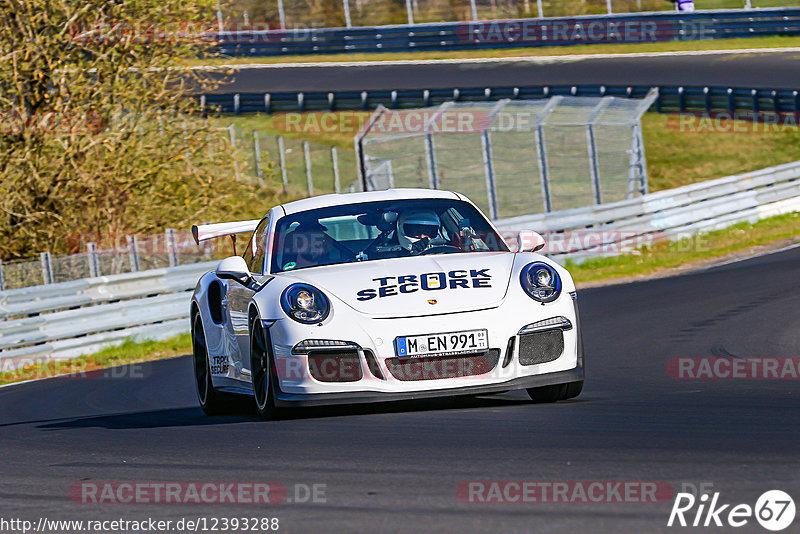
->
<box><xmin>40</xmin><ymin>252</ymin><xmax>53</xmax><ymax>285</ymax></box>
<box><xmin>253</xmin><ymin>130</ymin><xmax>264</xmax><ymax>185</ymax></box>
<box><xmin>87</xmin><ymin>243</ymin><xmax>100</xmax><ymax>278</ymax></box>
<box><xmin>303</xmin><ymin>140</ymin><xmax>314</xmax><ymax>196</ymax></box>
<box><xmin>166</xmin><ymin>229</ymin><xmax>178</xmax><ymax>268</ymax></box>
<box><xmin>127</xmin><ymin>235</ymin><xmax>141</xmax><ymax>272</ymax></box>
<box><xmin>424</xmin><ymin>134</ymin><xmax>439</xmax><ymax>189</ymax></box>
<box><xmin>469</xmin><ymin>0</ymin><xmax>478</xmax><ymax>20</ymax></box>
<box><xmin>480</xmin><ymin>130</ymin><xmax>499</xmax><ymax>220</ymax></box>
<box><xmin>277</xmin><ymin>136</ymin><xmax>289</xmax><ymax>192</ymax></box>
<box><xmin>331</xmin><ymin>146</ymin><xmax>341</xmax><ymax>194</ymax></box>
<box><xmin>607</xmin><ymin>0</ymin><xmax>613</xmax><ymax>15</ymax></box>
<box><xmin>536</xmin><ymin>0</ymin><xmax>543</xmax><ymax>18</ymax></box>
<box><xmin>0</xmin><ymin>259</ymin><xmax>5</xmax><ymax>291</ymax></box>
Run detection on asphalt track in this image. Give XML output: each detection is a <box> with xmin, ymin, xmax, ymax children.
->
<box><xmin>1</xmin><ymin>246</ymin><xmax>799</xmax><ymax>533</ymax></box>
<box><xmin>216</xmin><ymin>50</ymin><xmax>800</xmax><ymax>93</ymax></box>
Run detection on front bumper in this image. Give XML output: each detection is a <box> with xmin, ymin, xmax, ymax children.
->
<box><xmin>264</xmin><ymin>290</ymin><xmax>583</xmax><ymax>404</ymax></box>
<box><xmin>273</xmin><ymin>352</ymin><xmax>584</xmax><ymax>407</ymax></box>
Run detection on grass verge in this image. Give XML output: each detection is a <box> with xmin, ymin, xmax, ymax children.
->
<box><xmin>187</xmin><ymin>36</ymin><xmax>800</xmax><ymax>67</ymax></box>
<box><xmin>567</xmin><ymin>211</ymin><xmax>800</xmax><ymax>284</ymax></box>
<box><xmin>0</xmin><ymin>334</ymin><xmax>191</xmax><ymax>386</ymax></box>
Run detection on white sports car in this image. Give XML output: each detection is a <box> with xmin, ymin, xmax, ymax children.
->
<box><xmin>190</xmin><ymin>189</ymin><xmax>584</xmax><ymax>418</ymax></box>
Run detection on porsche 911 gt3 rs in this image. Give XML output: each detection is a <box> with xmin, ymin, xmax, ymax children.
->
<box><xmin>190</xmin><ymin>189</ymin><xmax>584</xmax><ymax>418</ymax></box>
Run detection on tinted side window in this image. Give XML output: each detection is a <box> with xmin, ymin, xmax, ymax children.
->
<box><xmin>248</xmin><ymin>217</ymin><xmax>270</xmax><ymax>273</ymax></box>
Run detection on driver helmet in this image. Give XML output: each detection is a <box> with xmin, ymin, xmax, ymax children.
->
<box><xmin>397</xmin><ymin>210</ymin><xmax>440</xmax><ymax>251</ymax></box>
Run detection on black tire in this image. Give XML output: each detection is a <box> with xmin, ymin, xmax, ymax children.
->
<box><xmin>250</xmin><ymin>317</ymin><xmax>278</xmax><ymax>420</ymax></box>
<box><xmin>192</xmin><ymin>314</ymin><xmax>236</xmax><ymax>415</ymax></box>
<box><xmin>526</xmin><ymin>380</ymin><xmax>583</xmax><ymax>403</ymax></box>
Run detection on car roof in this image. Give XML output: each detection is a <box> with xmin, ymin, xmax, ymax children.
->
<box><xmin>278</xmin><ymin>188</ymin><xmax>463</xmax><ymax>216</ymax></box>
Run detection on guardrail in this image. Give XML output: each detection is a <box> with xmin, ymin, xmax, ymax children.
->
<box><xmin>1</xmin><ymin>160</ymin><xmax>798</xmax><ymax>367</ymax></box>
<box><xmin>0</xmin><ymin>262</ymin><xmax>214</xmax><ymax>368</ymax></box>
<box><xmin>493</xmin><ymin>160</ymin><xmax>800</xmax><ymax>259</ymax></box>
<box><xmin>202</xmin><ymin>85</ymin><xmax>800</xmax><ymax>115</ymax></box>
<box><xmin>215</xmin><ymin>8</ymin><xmax>800</xmax><ymax>57</ymax></box>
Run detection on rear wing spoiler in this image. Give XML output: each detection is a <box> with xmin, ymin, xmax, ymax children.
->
<box><xmin>192</xmin><ymin>219</ymin><xmax>260</xmax><ymax>254</ymax></box>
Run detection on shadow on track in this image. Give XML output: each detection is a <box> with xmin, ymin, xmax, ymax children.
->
<box><xmin>34</xmin><ymin>394</ymin><xmax>543</xmax><ymax>430</ymax></box>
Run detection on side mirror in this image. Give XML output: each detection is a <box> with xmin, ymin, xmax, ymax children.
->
<box><xmin>216</xmin><ymin>256</ymin><xmax>252</xmax><ymax>285</ymax></box>
<box><xmin>517</xmin><ymin>230</ymin><xmax>546</xmax><ymax>253</ymax></box>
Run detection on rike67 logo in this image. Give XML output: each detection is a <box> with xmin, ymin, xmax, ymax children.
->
<box><xmin>668</xmin><ymin>490</ymin><xmax>795</xmax><ymax>531</ymax></box>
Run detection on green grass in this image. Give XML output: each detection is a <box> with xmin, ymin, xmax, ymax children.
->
<box><xmin>566</xmin><ymin>211</ymin><xmax>800</xmax><ymax>283</ymax></box>
<box><xmin>0</xmin><ymin>334</ymin><xmax>191</xmax><ymax>386</ymax></box>
<box><xmin>187</xmin><ymin>35</ymin><xmax>800</xmax><ymax>67</ymax></box>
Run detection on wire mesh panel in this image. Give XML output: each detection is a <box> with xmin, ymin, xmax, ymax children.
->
<box><xmin>358</xmin><ymin>91</ymin><xmax>657</xmax><ymax>219</ymax></box>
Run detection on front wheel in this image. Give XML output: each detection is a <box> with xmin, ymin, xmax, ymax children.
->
<box><xmin>526</xmin><ymin>380</ymin><xmax>583</xmax><ymax>403</ymax></box>
<box><xmin>250</xmin><ymin>317</ymin><xmax>278</xmax><ymax>420</ymax></box>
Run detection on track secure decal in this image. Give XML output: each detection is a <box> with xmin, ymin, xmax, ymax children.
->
<box><xmin>356</xmin><ymin>270</ymin><xmax>491</xmax><ymax>301</ymax></box>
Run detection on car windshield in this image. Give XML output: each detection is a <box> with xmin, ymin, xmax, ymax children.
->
<box><xmin>271</xmin><ymin>198</ymin><xmax>509</xmax><ymax>273</ymax></box>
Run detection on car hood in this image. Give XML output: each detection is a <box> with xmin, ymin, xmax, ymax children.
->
<box><xmin>277</xmin><ymin>252</ymin><xmax>515</xmax><ymax>318</ymax></box>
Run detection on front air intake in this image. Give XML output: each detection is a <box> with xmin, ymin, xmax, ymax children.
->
<box><xmin>518</xmin><ymin>331</ymin><xmax>564</xmax><ymax>366</ymax></box>
<box><xmin>307</xmin><ymin>352</ymin><xmax>363</xmax><ymax>382</ymax></box>
<box><xmin>385</xmin><ymin>349</ymin><xmax>500</xmax><ymax>381</ymax></box>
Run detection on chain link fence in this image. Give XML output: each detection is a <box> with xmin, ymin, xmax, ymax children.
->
<box><xmin>357</xmin><ymin>91</ymin><xmax>658</xmax><ymax>219</ymax></box>
<box><xmin>221</xmin><ymin>0</ymin><xmax>794</xmax><ymax>30</ymax></box>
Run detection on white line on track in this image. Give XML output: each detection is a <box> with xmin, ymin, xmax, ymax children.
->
<box><xmin>192</xmin><ymin>46</ymin><xmax>800</xmax><ymax>70</ymax></box>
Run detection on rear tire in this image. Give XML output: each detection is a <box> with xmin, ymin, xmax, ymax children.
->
<box><xmin>192</xmin><ymin>314</ymin><xmax>236</xmax><ymax>415</ymax></box>
<box><xmin>526</xmin><ymin>380</ymin><xmax>583</xmax><ymax>403</ymax></box>
<box><xmin>250</xmin><ymin>317</ymin><xmax>279</xmax><ymax>420</ymax></box>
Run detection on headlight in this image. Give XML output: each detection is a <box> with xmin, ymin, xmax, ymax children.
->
<box><xmin>520</xmin><ymin>262</ymin><xmax>562</xmax><ymax>303</ymax></box>
<box><xmin>280</xmin><ymin>283</ymin><xmax>331</xmax><ymax>324</ymax></box>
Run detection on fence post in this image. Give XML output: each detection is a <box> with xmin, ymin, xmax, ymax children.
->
<box><xmin>166</xmin><ymin>229</ymin><xmax>178</xmax><ymax>268</ymax></box>
<box><xmin>606</xmin><ymin>0</ymin><xmax>613</xmax><ymax>14</ymax></box>
<box><xmin>40</xmin><ymin>252</ymin><xmax>54</xmax><ymax>285</ymax></box>
<box><xmin>0</xmin><ymin>259</ymin><xmax>5</xmax><ymax>291</ymax></box>
<box><xmin>586</xmin><ymin>97</ymin><xmax>613</xmax><ymax>205</ymax></box>
<box><xmin>253</xmin><ymin>130</ymin><xmax>264</xmax><ymax>185</ymax></box>
<box><xmin>744</xmin><ymin>0</ymin><xmax>752</xmax><ymax>8</ymax></box>
<box><xmin>536</xmin><ymin>0</ymin><xmax>544</xmax><ymax>18</ymax></box>
<box><xmin>229</xmin><ymin>124</ymin><xmax>241</xmax><ymax>181</ymax></box>
<box><xmin>331</xmin><ymin>146</ymin><xmax>342</xmax><ymax>193</ymax></box>
<box><xmin>277</xmin><ymin>0</ymin><xmax>286</xmax><ymax>29</ymax></box>
<box><xmin>127</xmin><ymin>235</ymin><xmax>141</xmax><ymax>272</ymax></box>
<box><xmin>469</xmin><ymin>0</ymin><xmax>478</xmax><ymax>20</ymax></box>
<box><xmin>342</xmin><ymin>0</ymin><xmax>352</xmax><ymax>28</ymax></box>
<box><xmin>405</xmin><ymin>0</ymin><xmax>414</xmax><ymax>24</ymax></box>
<box><xmin>424</xmin><ymin>133</ymin><xmax>439</xmax><ymax>189</ymax></box>
<box><xmin>277</xmin><ymin>136</ymin><xmax>289</xmax><ymax>192</ymax></box>
<box><xmin>303</xmin><ymin>140</ymin><xmax>314</xmax><ymax>196</ymax></box>
<box><xmin>87</xmin><ymin>242</ymin><xmax>100</xmax><ymax>278</ymax></box>
<box><xmin>480</xmin><ymin>131</ymin><xmax>499</xmax><ymax>220</ymax></box>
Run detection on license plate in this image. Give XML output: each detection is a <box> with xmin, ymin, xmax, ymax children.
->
<box><xmin>394</xmin><ymin>329</ymin><xmax>489</xmax><ymax>358</ymax></box>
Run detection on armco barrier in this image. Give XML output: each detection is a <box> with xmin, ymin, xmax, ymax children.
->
<box><xmin>0</xmin><ymin>262</ymin><xmax>215</xmax><ymax>367</ymax></box>
<box><xmin>493</xmin><ymin>160</ymin><xmax>800</xmax><ymax>259</ymax></box>
<box><xmin>202</xmin><ymin>85</ymin><xmax>800</xmax><ymax>115</ymax></box>
<box><xmin>215</xmin><ymin>8</ymin><xmax>800</xmax><ymax>57</ymax></box>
